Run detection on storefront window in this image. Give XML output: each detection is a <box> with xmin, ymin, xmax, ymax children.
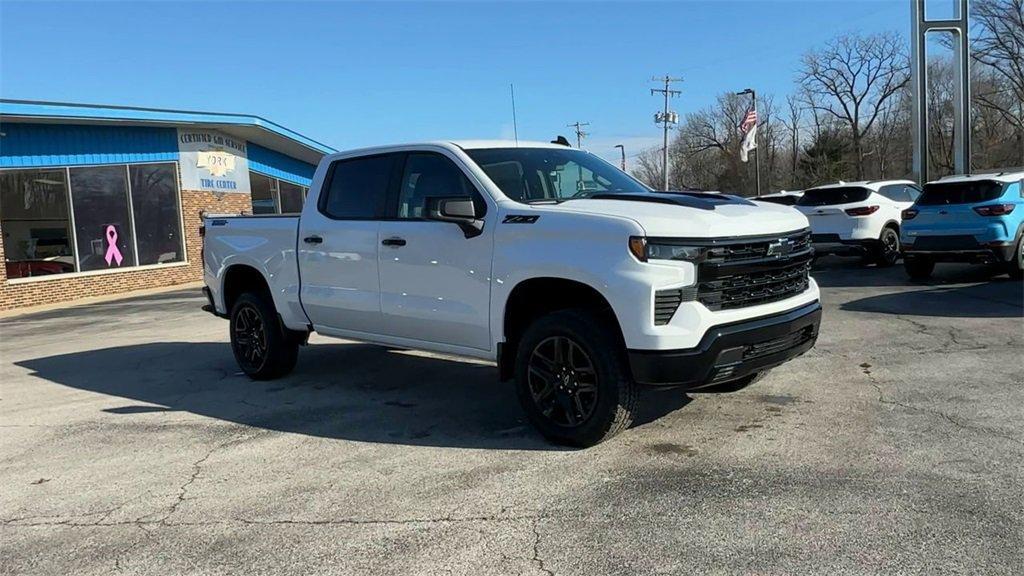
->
<box><xmin>248</xmin><ymin>170</ymin><xmax>308</xmax><ymax>214</ymax></box>
<box><xmin>250</xmin><ymin>172</ymin><xmax>278</xmax><ymax>214</ymax></box>
<box><xmin>70</xmin><ymin>165</ymin><xmax>137</xmax><ymax>271</ymax></box>
<box><xmin>0</xmin><ymin>169</ymin><xmax>76</xmax><ymax>278</ymax></box>
<box><xmin>1</xmin><ymin>161</ymin><xmax>187</xmax><ymax>280</ymax></box>
<box><xmin>130</xmin><ymin>163</ymin><xmax>184</xmax><ymax>265</ymax></box>
<box><xmin>279</xmin><ymin>181</ymin><xmax>304</xmax><ymax>214</ymax></box>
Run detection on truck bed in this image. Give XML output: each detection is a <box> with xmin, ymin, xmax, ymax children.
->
<box><xmin>202</xmin><ymin>214</ymin><xmax>307</xmax><ymax>327</ymax></box>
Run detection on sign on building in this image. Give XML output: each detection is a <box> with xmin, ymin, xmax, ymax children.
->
<box><xmin>177</xmin><ymin>129</ymin><xmax>251</xmax><ymax>193</ymax></box>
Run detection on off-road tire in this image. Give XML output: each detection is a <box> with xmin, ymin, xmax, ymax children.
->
<box><xmin>904</xmin><ymin>256</ymin><xmax>935</xmax><ymax>281</ymax></box>
<box><xmin>513</xmin><ymin>309</ymin><xmax>637</xmax><ymax>447</ymax></box>
<box><xmin>230</xmin><ymin>292</ymin><xmax>299</xmax><ymax>380</ymax></box>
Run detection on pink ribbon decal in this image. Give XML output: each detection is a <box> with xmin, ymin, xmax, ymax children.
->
<box><xmin>104</xmin><ymin>225</ymin><xmax>124</xmax><ymax>266</ymax></box>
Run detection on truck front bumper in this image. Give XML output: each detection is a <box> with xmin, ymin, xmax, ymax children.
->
<box><xmin>627</xmin><ymin>301</ymin><xmax>821</xmax><ymax>388</ymax></box>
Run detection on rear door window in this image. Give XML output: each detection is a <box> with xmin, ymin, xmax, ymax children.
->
<box><xmin>797</xmin><ymin>187</ymin><xmax>872</xmax><ymax>206</ymax></box>
<box><xmin>918</xmin><ymin>180</ymin><xmax>1006</xmax><ymax>206</ymax></box>
<box><xmin>319</xmin><ymin>154</ymin><xmax>399</xmax><ymax>219</ymax></box>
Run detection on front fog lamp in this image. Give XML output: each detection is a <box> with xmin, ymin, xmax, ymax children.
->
<box><xmin>629</xmin><ymin>237</ymin><xmax>703</xmax><ymax>262</ymax></box>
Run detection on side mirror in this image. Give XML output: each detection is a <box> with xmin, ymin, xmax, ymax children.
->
<box><xmin>427</xmin><ymin>197</ymin><xmax>485</xmax><ymax>238</ymax></box>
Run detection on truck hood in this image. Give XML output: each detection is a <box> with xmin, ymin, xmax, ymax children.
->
<box><xmin>540</xmin><ymin>192</ymin><xmax>810</xmax><ymax>237</ymax></box>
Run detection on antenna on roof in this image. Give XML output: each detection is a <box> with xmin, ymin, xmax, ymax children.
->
<box><xmin>509</xmin><ymin>83</ymin><xmax>519</xmax><ymax>145</ymax></box>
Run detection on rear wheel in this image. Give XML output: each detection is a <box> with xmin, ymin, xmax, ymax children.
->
<box><xmin>514</xmin><ymin>309</ymin><xmax>637</xmax><ymax>447</ymax></box>
<box><xmin>1007</xmin><ymin>235</ymin><xmax>1023</xmax><ymax>280</ymax></box>
<box><xmin>904</xmin><ymin>256</ymin><xmax>934</xmax><ymax>280</ymax></box>
<box><xmin>873</xmin><ymin>227</ymin><xmax>900</xmax><ymax>267</ymax></box>
<box><xmin>230</xmin><ymin>292</ymin><xmax>299</xmax><ymax>380</ymax></box>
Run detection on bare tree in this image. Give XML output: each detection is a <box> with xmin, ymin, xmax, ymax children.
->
<box><xmin>798</xmin><ymin>31</ymin><xmax>910</xmax><ymax>179</ymax></box>
<box><xmin>785</xmin><ymin>95</ymin><xmax>803</xmax><ymax>186</ymax></box>
<box><xmin>631</xmin><ymin>147</ymin><xmax>664</xmax><ymax>189</ymax></box>
<box><xmin>971</xmin><ymin>0</ymin><xmax>1024</xmax><ymax>167</ymax></box>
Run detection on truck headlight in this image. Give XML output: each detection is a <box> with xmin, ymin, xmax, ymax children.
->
<box><xmin>629</xmin><ymin>237</ymin><xmax>704</xmax><ymax>262</ymax></box>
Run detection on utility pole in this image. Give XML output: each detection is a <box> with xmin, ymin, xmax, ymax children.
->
<box><xmin>567</xmin><ymin>121</ymin><xmax>590</xmax><ymax>148</ymax></box>
<box><xmin>614</xmin><ymin>144</ymin><xmax>626</xmax><ymax>171</ymax></box>
<box><xmin>651</xmin><ymin>75</ymin><xmax>682</xmax><ymax>191</ymax></box>
<box><xmin>737</xmin><ymin>88</ymin><xmax>761</xmax><ymax>196</ymax></box>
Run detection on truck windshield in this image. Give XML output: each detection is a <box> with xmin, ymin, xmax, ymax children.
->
<box><xmin>464</xmin><ymin>147</ymin><xmax>651</xmax><ymax>203</ymax></box>
<box><xmin>796</xmin><ymin>187</ymin><xmax>872</xmax><ymax>207</ymax></box>
<box><xmin>917</xmin><ymin>180</ymin><xmax>1005</xmax><ymax>206</ymax></box>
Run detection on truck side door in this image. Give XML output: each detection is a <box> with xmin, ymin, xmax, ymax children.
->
<box><xmin>297</xmin><ymin>153</ymin><xmax>401</xmax><ymax>334</ymax></box>
<box><xmin>377</xmin><ymin>151</ymin><xmax>495</xmax><ymax>350</ymax></box>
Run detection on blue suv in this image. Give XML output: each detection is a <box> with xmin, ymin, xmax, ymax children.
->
<box><xmin>901</xmin><ymin>172</ymin><xmax>1024</xmax><ymax>280</ymax></box>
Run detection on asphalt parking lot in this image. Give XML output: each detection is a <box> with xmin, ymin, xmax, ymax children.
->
<box><xmin>1</xmin><ymin>260</ymin><xmax>1022</xmax><ymax>576</ymax></box>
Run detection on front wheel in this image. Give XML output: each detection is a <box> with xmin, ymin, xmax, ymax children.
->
<box><xmin>513</xmin><ymin>309</ymin><xmax>637</xmax><ymax>447</ymax></box>
<box><xmin>904</xmin><ymin>256</ymin><xmax>934</xmax><ymax>280</ymax></box>
<box><xmin>230</xmin><ymin>292</ymin><xmax>299</xmax><ymax>380</ymax></box>
<box><xmin>873</xmin><ymin>227</ymin><xmax>900</xmax><ymax>267</ymax></box>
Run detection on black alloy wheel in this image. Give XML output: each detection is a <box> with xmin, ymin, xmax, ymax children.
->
<box><xmin>513</xmin><ymin>309</ymin><xmax>637</xmax><ymax>447</ymax></box>
<box><xmin>875</xmin><ymin>227</ymin><xmax>900</xmax><ymax>267</ymax></box>
<box><xmin>233</xmin><ymin>304</ymin><xmax>268</xmax><ymax>371</ymax></box>
<box><xmin>229</xmin><ymin>291</ymin><xmax>300</xmax><ymax>380</ymax></box>
<box><xmin>527</xmin><ymin>336</ymin><xmax>599</xmax><ymax>427</ymax></box>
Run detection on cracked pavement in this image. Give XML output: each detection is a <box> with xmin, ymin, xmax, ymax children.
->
<box><xmin>1</xmin><ymin>260</ymin><xmax>1022</xmax><ymax>575</ymax></box>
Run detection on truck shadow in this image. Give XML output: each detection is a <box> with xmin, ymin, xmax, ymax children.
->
<box><xmin>15</xmin><ymin>341</ymin><xmax>692</xmax><ymax>450</ymax></box>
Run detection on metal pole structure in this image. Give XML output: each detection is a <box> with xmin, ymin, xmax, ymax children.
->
<box><xmin>911</xmin><ymin>0</ymin><xmax>971</xmax><ymax>183</ymax></box>
<box><xmin>567</xmin><ymin>121</ymin><xmax>589</xmax><ymax>149</ymax></box>
<box><xmin>751</xmin><ymin>90</ymin><xmax>761</xmax><ymax>197</ymax></box>
<box><xmin>510</xmin><ymin>83</ymin><xmax>519</xmax><ymax>145</ymax></box>
<box><xmin>736</xmin><ymin>88</ymin><xmax>762</xmax><ymax>196</ymax></box>
<box><xmin>615</xmin><ymin>144</ymin><xmax>626</xmax><ymax>171</ymax></box>
<box><xmin>651</xmin><ymin>75</ymin><xmax>682</xmax><ymax>191</ymax></box>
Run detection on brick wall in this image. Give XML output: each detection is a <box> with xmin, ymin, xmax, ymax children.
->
<box><xmin>0</xmin><ymin>190</ymin><xmax>251</xmax><ymax>311</ymax></box>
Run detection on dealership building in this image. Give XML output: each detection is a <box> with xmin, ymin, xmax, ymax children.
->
<box><xmin>0</xmin><ymin>100</ymin><xmax>335</xmax><ymax>311</ymax></box>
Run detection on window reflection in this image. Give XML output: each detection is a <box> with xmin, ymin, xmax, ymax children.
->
<box><xmin>0</xmin><ymin>169</ymin><xmax>76</xmax><ymax>278</ymax></box>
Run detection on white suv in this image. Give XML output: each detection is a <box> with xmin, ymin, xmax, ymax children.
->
<box><xmin>796</xmin><ymin>180</ymin><xmax>921</xmax><ymax>266</ymax></box>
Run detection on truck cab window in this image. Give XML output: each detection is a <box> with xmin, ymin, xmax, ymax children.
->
<box><xmin>320</xmin><ymin>154</ymin><xmax>397</xmax><ymax>219</ymax></box>
<box><xmin>396</xmin><ymin>153</ymin><xmax>482</xmax><ymax>219</ymax></box>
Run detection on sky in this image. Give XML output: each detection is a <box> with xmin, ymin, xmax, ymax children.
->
<box><xmin>0</xmin><ymin>0</ymin><xmax>913</xmax><ymax>165</ymax></box>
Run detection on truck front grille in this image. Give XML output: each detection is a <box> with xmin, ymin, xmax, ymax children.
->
<box><xmin>706</xmin><ymin>228</ymin><xmax>812</xmax><ymax>263</ymax></box>
<box><xmin>696</xmin><ymin>228</ymin><xmax>812</xmax><ymax>311</ymax></box>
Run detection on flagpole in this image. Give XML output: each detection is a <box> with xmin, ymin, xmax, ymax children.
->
<box><xmin>737</xmin><ymin>88</ymin><xmax>761</xmax><ymax>197</ymax></box>
<box><xmin>752</xmin><ymin>89</ymin><xmax>761</xmax><ymax>197</ymax></box>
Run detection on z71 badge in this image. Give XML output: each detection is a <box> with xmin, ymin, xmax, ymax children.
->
<box><xmin>502</xmin><ymin>215</ymin><xmax>540</xmax><ymax>224</ymax></box>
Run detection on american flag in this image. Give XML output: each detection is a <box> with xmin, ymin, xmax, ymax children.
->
<box><xmin>740</xmin><ymin>108</ymin><xmax>758</xmax><ymax>134</ymax></box>
<box><xmin>739</xmin><ymin>107</ymin><xmax>758</xmax><ymax>162</ymax></box>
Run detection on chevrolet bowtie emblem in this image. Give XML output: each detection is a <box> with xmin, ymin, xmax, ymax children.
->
<box><xmin>766</xmin><ymin>238</ymin><xmax>792</xmax><ymax>257</ymax></box>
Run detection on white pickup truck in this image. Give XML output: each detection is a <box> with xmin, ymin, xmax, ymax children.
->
<box><xmin>202</xmin><ymin>141</ymin><xmax>821</xmax><ymax>446</ymax></box>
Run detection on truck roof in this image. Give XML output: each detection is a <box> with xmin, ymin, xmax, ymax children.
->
<box><xmin>450</xmin><ymin>140</ymin><xmax>575</xmax><ymax>150</ymax></box>
<box><xmin>934</xmin><ymin>171</ymin><xmax>1024</xmax><ymax>184</ymax></box>
<box><xmin>320</xmin><ymin>140</ymin><xmax>579</xmax><ymax>162</ymax></box>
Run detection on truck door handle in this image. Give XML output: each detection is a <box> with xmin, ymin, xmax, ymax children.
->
<box><xmin>303</xmin><ymin>235</ymin><xmax>323</xmax><ymax>244</ymax></box>
<box><xmin>382</xmin><ymin>237</ymin><xmax>407</xmax><ymax>247</ymax></box>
